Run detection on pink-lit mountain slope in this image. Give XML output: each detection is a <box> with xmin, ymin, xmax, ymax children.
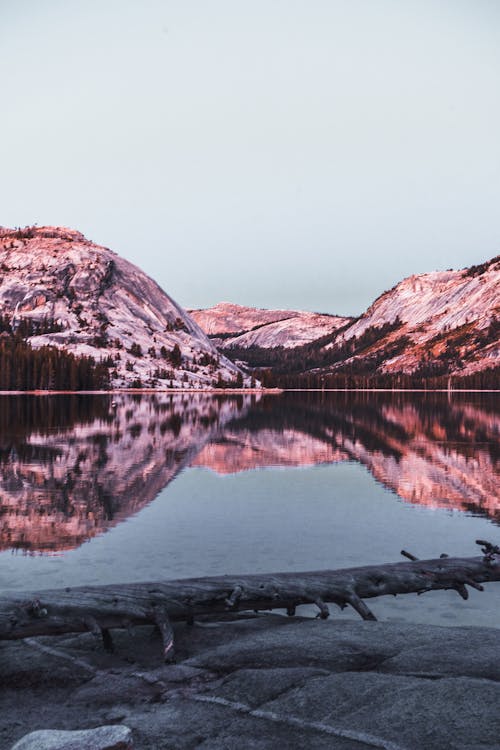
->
<box><xmin>323</xmin><ymin>255</ymin><xmax>500</xmax><ymax>376</ymax></box>
<box><xmin>189</xmin><ymin>302</ymin><xmax>351</xmax><ymax>349</ymax></box>
<box><xmin>0</xmin><ymin>226</ymin><xmax>248</xmax><ymax>388</ymax></box>
<box><xmin>193</xmin><ymin>258</ymin><xmax>499</xmax><ymax>379</ymax></box>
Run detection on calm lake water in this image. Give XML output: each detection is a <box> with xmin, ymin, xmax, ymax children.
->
<box><xmin>1</xmin><ymin>391</ymin><xmax>499</xmax><ymax>628</ymax></box>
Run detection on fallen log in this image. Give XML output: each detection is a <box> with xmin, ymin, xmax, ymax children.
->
<box><xmin>1</xmin><ymin>540</ymin><xmax>499</xmax><ymax>662</ymax></box>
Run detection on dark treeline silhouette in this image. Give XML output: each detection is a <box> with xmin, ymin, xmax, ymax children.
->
<box><xmin>463</xmin><ymin>254</ymin><xmax>500</xmax><ymax>277</ymax></box>
<box><xmin>255</xmin><ymin>366</ymin><xmax>500</xmax><ymax>390</ymax></box>
<box><xmin>0</xmin><ymin>337</ymin><xmax>110</xmax><ymax>391</ymax></box>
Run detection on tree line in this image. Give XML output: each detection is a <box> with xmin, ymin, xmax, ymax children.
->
<box><xmin>222</xmin><ymin>316</ymin><xmax>499</xmax><ymax>390</ymax></box>
<box><xmin>255</xmin><ymin>366</ymin><xmax>500</xmax><ymax>390</ymax></box>
<box><xmin>0</xmin><ymin>336</ymin><xmax>110</xmax><ymax>390</ymax></box>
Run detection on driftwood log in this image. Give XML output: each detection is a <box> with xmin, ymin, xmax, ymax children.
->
<box><xmin>1</xmin><ymin>540</ymin><xmax>499</xmax><ymax>662</ymax></box>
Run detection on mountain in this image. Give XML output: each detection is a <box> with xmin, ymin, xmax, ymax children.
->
<box><xmin>189</xmin><ymin>302</ymin><xmax>351</xmax><ymax>349</ymax></box>
<box><xmin>193</xmin><ymin>257</ymin><xmax>499</xmax><ymax>383</ymax></box>
<box><xmin>0</xmin><ymin>226</ymin><xmax>248</xmax><ymax>389</ymax></box>
<box><xmin>326</xmin><ymin>256</ymin><xmax>500</xmax><ymax>377</ymax></box>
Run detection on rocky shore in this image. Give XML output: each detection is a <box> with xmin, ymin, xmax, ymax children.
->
<box><xmin>1</xmin><ymin>613</ymin><xmax>499</xmax><ymax>749</ymax></box>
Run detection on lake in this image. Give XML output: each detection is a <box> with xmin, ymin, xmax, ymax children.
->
<box><xmin>0</xmin><ymin>390</ymin><xmax>499</xmax><ymax>628</ymax></box>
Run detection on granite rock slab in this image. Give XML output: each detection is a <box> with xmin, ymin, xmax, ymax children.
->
<box><xmin>1</xmin><ymin>615</ymin><xmax>499</xmax><ymax>750</ymax></box>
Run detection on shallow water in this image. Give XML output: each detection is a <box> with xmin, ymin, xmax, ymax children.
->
<box><xmin>0</xmin><ymin>391</ymin><xmax>499</xmax><ymax>628</ymax></box>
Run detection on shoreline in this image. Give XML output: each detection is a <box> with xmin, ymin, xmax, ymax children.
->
<box><xmin>0</xmin><ymin>387</ymin><xmax>498</xmax><ymax>395</ymax></box>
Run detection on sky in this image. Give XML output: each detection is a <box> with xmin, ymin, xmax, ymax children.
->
<box><xmin>1</xmin><ymin>0</ymin><xmax>499</xmax><ymax>316</ymax></box>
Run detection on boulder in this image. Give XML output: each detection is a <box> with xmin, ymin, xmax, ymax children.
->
<box><xmin>11</xmin><ymin>725</ymin><xmax>132</xmax><ymax>750</ymax></box>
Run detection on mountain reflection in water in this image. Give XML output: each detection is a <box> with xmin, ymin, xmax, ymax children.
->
<box><xmin>0</xmin><ymin>391</ymin><xmax>498</xmax><ymax>554</ymax></box>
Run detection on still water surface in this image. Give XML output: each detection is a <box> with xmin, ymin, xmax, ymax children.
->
<box><xmin>0</xmin><ymin>391</ymin><xmax>499</xmax><ymax>628</ymax></box>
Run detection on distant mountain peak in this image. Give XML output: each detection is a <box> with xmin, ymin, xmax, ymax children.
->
<box><xmin>189</xmin><ymin>302</ymin><xmax>352</xmax><ymax>348</ymax></box>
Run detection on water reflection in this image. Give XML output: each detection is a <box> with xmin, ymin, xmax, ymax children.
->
<box><xmin>207</xmin><ymin>392</ymin><xmax>499</xmax><ymax>521</ymax></box>
<box><xmin>0</xmin><ymin>393</ymin><xmax>256</xmax><ymax>553</ymax></box>
<box><xmin>0</xmin><ymin>391</ymin><xmax>498</xmax><ymax>554</ymax></box>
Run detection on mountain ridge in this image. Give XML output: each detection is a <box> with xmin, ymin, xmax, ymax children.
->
<box><xmin>192</xmin><ymin>256</ymin><xmax>500</xmax><ymax>383</ymax></box>
<box><xmin>1</xmin><ymin>225</ymin><xmax>497</xmax><ymax>387</ymax></box>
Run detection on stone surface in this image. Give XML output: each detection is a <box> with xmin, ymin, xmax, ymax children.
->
<box><xmin>11</xmin><ymin>725</ymin><xmax>132</xmax><ymax>749</ymax></box>
<box><xmin>1</xmin><ymin>615</ymin><xmax>499</xmax><ymax>750</ymax></box>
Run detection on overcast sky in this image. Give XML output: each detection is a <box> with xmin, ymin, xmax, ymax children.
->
<box><xmin>1</xmin><ymin>1</ymin><xmax>499</xmax><ymax>316</ymax></box>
